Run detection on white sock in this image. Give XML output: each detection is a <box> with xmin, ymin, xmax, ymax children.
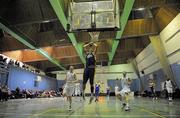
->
<box><xmin>126</xmin><ymin>103</ymin><xmax>129</xmax><ymax>107</ymax></box>
<box><xmin>91</xmin><ymin>93</ymin><xmax>93</xmax><ymax>97</ymax></box>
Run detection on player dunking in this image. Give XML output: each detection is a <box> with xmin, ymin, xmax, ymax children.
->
<box><xmin>82</xmin><ymin>42</ymin><xmax>97</xmax><ymax>104</ymax></box>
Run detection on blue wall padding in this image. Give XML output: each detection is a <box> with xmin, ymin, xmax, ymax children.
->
<box><xmin>107</xmin><ymin>80</ymin><xmax>122</xmax><ymax>92</ymax></box>
<box><xmin>0</xmin><ymin>73</ymin><xmax>8</xmax><ymax>85</ymax></box>
<box><xmin>8</xmin><ymin>67</ymin><xmax>57</xmax><ymax>91</ymax></box>
<box><xmin>171</xmin><ymin>63</ymin><xmax>180</xmax><ymax>88</ymax></box>
<box><xmin>131</xmin><ymin>79</ymin><xmax>140</xmax><ymax>91</ymax></box>
<box><xmin>141</xmin><ymin>69</ymin><xmax>165</xmax><ymax>91</ymax></box>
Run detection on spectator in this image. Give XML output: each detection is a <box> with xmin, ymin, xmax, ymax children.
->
<box><xmin>0</xmin><ymin>85</ymin><xmax>2</xmax><ymax>101</ymax></box>
<box><xmin>59</xmin><ymin>86</ymin><xmax>63</xmax><ymax>96</ymax></box>
<box><xmin>25</xmin><ymin>90</ymin><xmax>33</xmax><ymax>99</ymax></box>
<box><xmin>106</xmin><ymin>86</ymin><xmax>111</xmax><ymax>100</ymax></box>
<box><xmin>164</xmin><ymin>78</ymin><xmax>176</xmax><ymax>101</ymax></box>
<box><xmin>15</xmin><ymin>87</ymin><xmax>20</xmax><ymax>98</ymax></box>
<box><xmin>2</xmin><ymin>85</ymin><xmax>9</xmax><ymax>101</ymax></box>
<box><xmin>149</xmin><ymin>79</ymin><xmax>157</xmax><ymax>100</ymax></box>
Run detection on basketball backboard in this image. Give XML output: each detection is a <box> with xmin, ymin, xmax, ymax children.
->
<box><xmin>67</xmin><ymin>0</ymin><xmax>120</xmax><ymax>32</ymax></box>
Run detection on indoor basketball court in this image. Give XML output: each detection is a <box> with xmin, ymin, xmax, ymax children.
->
<box><xmin>0</xmin><ymin>0</ymin><xmax>180</xmax><ymax>118</ymax></box>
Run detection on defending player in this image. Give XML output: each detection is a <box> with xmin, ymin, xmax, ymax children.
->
<box><xmin>63</xmin><ymin>66</ymin><xmax>78</xmax><ymax>110</ymax></box>
<box><xmin>164</xmin><ymin>78</ymin><xmax>175</xmax><ymax>101</ymax></box>
<box><xmin>119</xmin><ymin>72</ymin><xmax>132</xmax><ymax>111</ymax></box>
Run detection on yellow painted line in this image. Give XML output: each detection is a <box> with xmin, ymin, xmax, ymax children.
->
<box><xmin>141</xmin><ymin>108</ymin><xmax>166</xmax><ymax>118</ymax></box>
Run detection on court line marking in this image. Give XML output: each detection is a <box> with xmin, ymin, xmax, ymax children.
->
<box><xmin>27</xmin><ymin>100</ymin><xmax>85</xmax><ymax>118</ymax></box>
<box><xmin>2</xmin><ymin>97</ymin><xmax>179</xmax><ymax>118</ymax></box>
<box><xmin>141</xmin><ymin>109</ymin><xmax>166</xmax><ymax>118</ymax></box>
<box><xmin>134</xmin><ymin>104</ymin><xmax>167</xmax><ymax>118</ymax></box>
<box><xmin>0</xmin><ymin>113</ymin><xmax>31</xmax><ymax>116</ymax></box>
<box><xmin>27</xmin><ymin>108</ymin><xmax>62</xmax><ymax>118</ymax></box>
<box><xmin>0</xmin><ymin>113</ymin><xmax>179</xmax><ymax>117</ymax></box>
<box><xmin>136</xmin><ymin>98</ymin><xmax>180</xmax><ymax>108</ymax></box>
<box><xmin>32</xmin><ymin>114</ymin><xmax>167</xmax><ymax>117</ymax></box>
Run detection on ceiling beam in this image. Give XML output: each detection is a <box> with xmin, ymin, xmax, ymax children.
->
<box><xmin>1</xmin><ymin>18</ymin><xmax>158</xmax><ymax>52</ymax></box>
<box><xmin>0</xmin><ymin>21</ymin><xmax>66</xmax><ymax>71</ymax></box>
<box><xmin>153</xmin><ymin>6</ymin><xmax>179</xmax><ymax>31</ymax></box>
<box><xmin>49</xmin><ymin>0</ymin><xmax>85</xmax><ymax>64</ymax></box>
<box><xmin>2</xmin><ymin>41</ymin><xmax>110</xmax><ymax>62</ymax></box>
<box><xmin>0</xmin><ymin>0</ymin><xmax>58</xmax><ymax>26</ymax></box>
<box><xmin>1</xmin><ymin>0</ymin><xmax>178</xmax><ymax>26</ymax></box>
<box><xmin>108</xmin><ymin>0</ymin><xmax>135</xmax><ymax>65</ymax></box>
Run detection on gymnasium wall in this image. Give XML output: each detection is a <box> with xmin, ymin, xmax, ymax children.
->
<box><xmin>0</xmin><ymin>73</ymin><xmax>8</xmax><ymax>85</ymax></box>
<box><xmin>8</xmin><ymin>66</ymin><xmax>58</xmax><ymax>91</ymax></box>
<box><xmin>135</xmin><ymin>44</ymin><xmax>165</xmax><ymax>91</ymax></box>
<box><xmin>56</xmin><ymin>64</ymin><xmax>138</xmax><ymax>93</ymax></box>
<box><xmin>135</xmin><ymin>13</ymin><xmax>180</xmax><ymax>91</ymax></box>
<box><xmin>57</xmin><ymin>80</ymin><xmax>66</xmax><ymax>90</ymax></box>
<box><xmin>159</xmin><ymin>13</ymin><xmax>180</xmax><ymax>88</ymax></box>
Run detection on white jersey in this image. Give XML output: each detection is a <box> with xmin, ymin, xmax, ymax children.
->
<box><xmin>119</xmin><ymin>77</ymin><xmax>131</xmax><ymax>96</ymax></box>
<box><xmin>75</xmin><ymin>83</ymin><xmax>81</xmax><ymax>95</ymax></box>
<box><xmin>115</xmin><ymin>86</ymin><xmax>119</xmax><ymax>95</ymax></box>
<box><xmin>75</xmin><ymin>83</ymin><xmax>80</xmax><ymax>88</ymax></box>
<box><xmin>63</xmin><ymin>71</ymin><xmax>76</xmax><ymax>96</ymax></box>
<box><xmin>165</xmin><ymin>80</ymin><xmax>173</xmax><ymax>88</ymax></box>
<box><xmin>66</xmin><ymin>71</ymin><xmax>76</xmax><ymax>87</ymax></box>
<box><xmin>121</xmin><ymin>76</ymin><xmax>130</xmax><ymax>90</ymax></box>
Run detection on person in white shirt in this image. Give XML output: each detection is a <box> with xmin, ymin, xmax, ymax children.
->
<box><xmin>149</xmin><ymin>78</ymin><xmax>157</xmax><ymax>100</ymax></box>
<box><xmin>106</xmin><ymin>86</ymin><xmax>110</xmax><ymax>100</ymax></box>
<box><xmin>120</xmin><ymin>72</ymin><xmax>132</xmax><ymax>111</ymax></box>
<box><xmin>63</xmin><ymin>66</ymin><xmax>78</xmax><ymax>110</ymax></box>
<box><xmin>115</xmin><ymin>85</ymin><xmax>119</xmax><ymax>96</ymax></box>
<box><xmin>75</xmin><ymin>82</ymin><xmax>81</xmax><ymax>96</ymax></box>
<box><xmin>164</xmin><ymin>78</ymin><xmax>175</xmax><ymax>101</ymax></box>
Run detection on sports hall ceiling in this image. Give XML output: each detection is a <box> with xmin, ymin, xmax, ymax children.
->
<box><xmin>0</xmin><ymin>0</ymin><xmax>179</xmax><ymax>72</ymax></box>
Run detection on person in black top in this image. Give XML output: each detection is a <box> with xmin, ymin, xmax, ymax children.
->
<box><xmin>0</xmin><ymin>84</ymin><xmax>2</xmax><ymax>101</ymax></box>
<box><xmin>1</xmin><ymin>85</ymin><xmax>8</xmax><ymax>101</ymax></box>
<box><xmin>83</xmin><ymin>42</ymin><xmax>97</xmax><ymax>104</ymax></box>
<box><xmin>15</xmin><ymin>87</ymin><xmax>20</xmax><ymax>99</ymax></box>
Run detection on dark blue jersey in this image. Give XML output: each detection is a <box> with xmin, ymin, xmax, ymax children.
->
<box><xmin>86</xmin><ymin>53</ymin><xmax>96</xmax><ymax>68</ymax></box>
<box><xmin>95</xmin><ymin>85</ymin><xmax>100</xmax><ymax>92</ymax></box>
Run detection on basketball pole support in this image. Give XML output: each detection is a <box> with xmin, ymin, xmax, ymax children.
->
<box><xmin>108</xmin><ymin>0</ymin><xmax>135</xmax><ymax>65</ymax></box>
<box><xmin>50</xmin><ymin>0</ymin><xmax>86</xmax><ymax>65</ymax></box>
<box><xmin>0</xmin><ymin>21</ymin><xmax>66</xmax><ymax>71</ymax></box>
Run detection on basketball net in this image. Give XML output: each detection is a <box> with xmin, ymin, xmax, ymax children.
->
<box><xmin>89</xmin><ymin>32</ymin><xmax>100</xmax><ymax>42</ymax></box>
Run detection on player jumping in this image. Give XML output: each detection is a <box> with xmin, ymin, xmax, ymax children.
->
<box><xmin>82</xmin><ymin>42</ymin><xmax>97</xmax><ymax>104</ymax></box>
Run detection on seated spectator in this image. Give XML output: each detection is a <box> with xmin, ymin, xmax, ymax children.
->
<box><xmin>1</xmin><ymin>88</ymin><xmax>58</xmax><ymax>99</ymax></box>
<box><xmin>22</xmin><ymin>89</ymin><xmax>26</xmax><ymax>98</ymax></box>
<box><xmin>15</xmin><ymin>87</ymin><xmax>20</xmax><ymax>98</ymax></box>
<box><xmin>25</xmin><ymin>90</ymin><xmax>33</xmax><ymax>99</ymax></box>
<box><xmin>59</xmin><ymin>87</ymin><xmax>63</xmax><ymax>96</ymax></box>
<box><xmin>0</xmin><ymin>85</ymin><xmax>2</xmax><ymax>101</ymax></box>
<box><xmin>2</xmin><ymin>85</ymin><xmax>9</xmax><ymax>101</ymax></box>
<box><xmin>49</xmin><ymin>90</ymin><xmax>57</xmax><ymax>97</ymax></box>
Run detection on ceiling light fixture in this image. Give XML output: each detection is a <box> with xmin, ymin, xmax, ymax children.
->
<box><xmin>137</xmin><ymin>7</ymin><xmax>145</xmax><ymax>11</ymax></box>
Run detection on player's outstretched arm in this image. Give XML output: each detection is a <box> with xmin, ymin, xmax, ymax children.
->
<box><xmin>83</xmin><ymin>43</ymin><xmax>89</xmax><ymax>54</ymax></box>
<box><xmin>93</xmin><ymin>42</ymin><xmax>98</xmax><ymax>55</ymax></box>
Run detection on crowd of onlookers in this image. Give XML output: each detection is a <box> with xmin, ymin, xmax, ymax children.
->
<box><xmin>0</xmin><ymin>85</ymin><xmax>59</xmax><ymax>102</ymax></box>
<box><xmin>0</xmin><ymin>85</ymin><xmax>9</xmax><ymax>101</ymax></box>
